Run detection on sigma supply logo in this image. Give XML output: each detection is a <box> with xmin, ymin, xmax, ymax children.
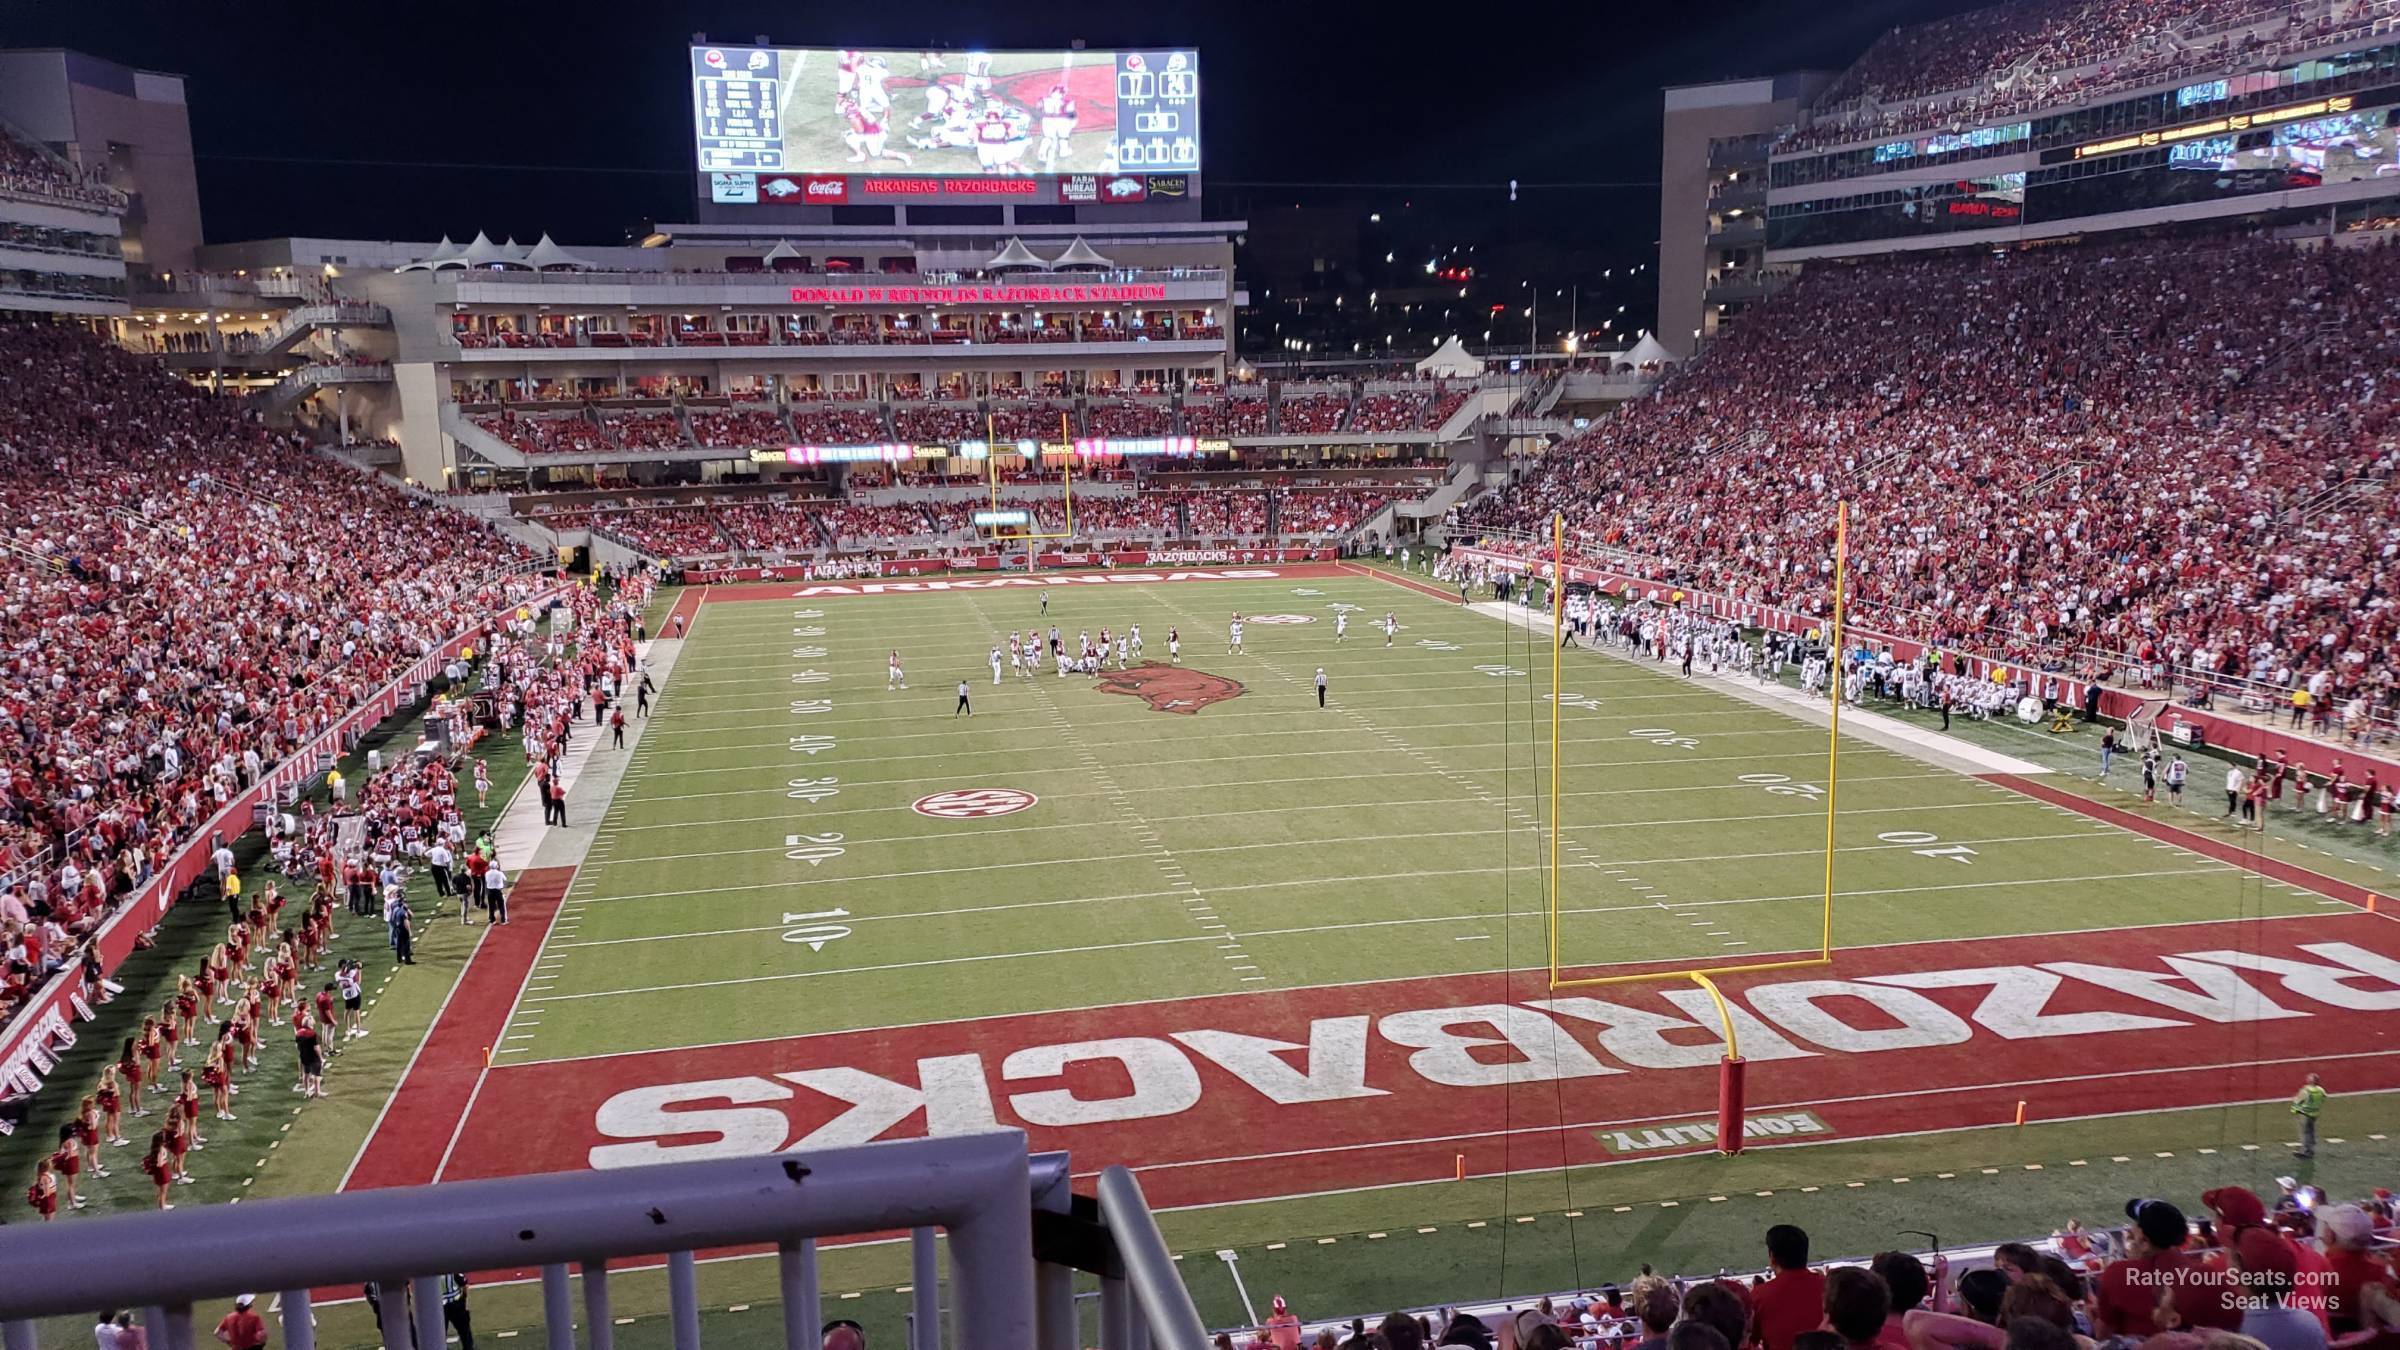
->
<box><xmin>1146</xmin><ymin>174</ymin><xmax>1190</xmax><ymax>198</ymax></box>
<box><xmin>710</xmin><ymin>173</ymin><xmax>758</xmax><ymax>205</ymax></box>
<box><xmin>1059</xmin><ymin>175</ymin><xmax>1100</xmax><ymax>203</ymax></box>
<box><xmin>1096</xmin><ymin>662</ymin><xmax>1244</xmax><ymax>714</ymax></box>
<box><xmin>1100</xmin><ymin>175</ymin><xmax>1147</xmax><ymax>202</ymax></box>
<box><xmin>1597</xmin><ymin>1111</ymin><xmax>1830</xmax><ymax>1154</ymax></box>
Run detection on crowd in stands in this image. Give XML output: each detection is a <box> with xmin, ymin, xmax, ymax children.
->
<box><xmin>1085</xmin><ymin>399</ymin><xmax>1176</xmax><ymax>438</ymax></box>
<box><xmin>0</xmin><ymin>320</ymin><xmax>542</xmax><ymax>1043</ymax></box>
<box><xmin>603</xmin><ymin>411</ymin><xmax>687</xmax><ymax>453</ymax></box>
<box><xmin>1457</xmin><ymin>230</ymin><xmax>2400</xmax><ymax>725</ymax></box>
<box><xmin>1788</xmin><ymin>0</ymin><xmax>2360</xmax><ymax>153</ymax></box>
<box><xmin>818</xmin><ymin>503</ymin><xmax>931</xmax><ymax>545</ymax></box>
<box><xmin>0</xmin><ymin>130</ymin><xmax>120</xmax><ymax>210</ymax></box>
<box><xmin>687</xmin><ymin>409</ymin><xmax>788</xmax><ymax>450</ymax></box>
<box><xmin>1279</xmin><ymin>487</ymin><xmax>1400</xmax><ymax>536</ymax></box>
<box><xmin>1249</xmin><ymin>1181</ymin><xmax>2398</xmax><ymax>1350</ymax></box>
<box><xmin>1277</xmin><ymin>390</ymin><xmax>1353</xmax><ymax>436</ymax></box>
<box><xmin>892</xmin><ymin>405</ymin><xmax>983</xmax><ymax>443</ymax></box>
<box><xmin>14</xmin><ymin>573</ymin><xmax>654</xmax><ymax>1217</ymax></box>
<box><xmin>1350</xmin><ymin>394</ymin><xmax>1429</xmax><ymax>434</ymax></box>
<box><xmin>578</xmin><ymin>506</ymin><xmax>728</xmax><ymax>558</ymax></box>
<box><xmin>1424</xmin><ymin>388</ymin><xmax>1473</xmax><ymax>429</ymax></box>
<box><xmin>1187</xmin><ymin>395</ymin><xmax>1273</xmax><ymax>437</ymax></box>
<box><xmin>472</xmin><ymin>411</ymin><xmax>611</xmax><ymax>456</ymax></box>
<box><xmin>1186</xmin><ymin>489</ymin><xmax>1273</xmax><ymax>537</ymax></box>
<box><xmin>988</xmin><ymin>401</ymin><xmax>1076</xmax><ymax>441</ymax></box>
<box><xmin>710</xmin><ymin>501</ymin><xmax>821</xmax><ymax>554</ymax></box>
<box><xmin>791</xmin><ymin>405</ymin><xmax>890</xmax><ymax>444</ymax></box>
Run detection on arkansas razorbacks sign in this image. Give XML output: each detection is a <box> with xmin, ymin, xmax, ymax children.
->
<box><xmin>425</xmin><ymin>915</ymin><xmax>2400</xmax><ymax>1210</ymax></box>
<box><xmin>1095</xmin><ymin>662</ymin><xmax>1245</xmax><ymax>714</ymax></box>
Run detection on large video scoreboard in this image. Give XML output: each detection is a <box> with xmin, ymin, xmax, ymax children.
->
<box><xmin>693</xmin><ymin>44</ymin><xmax>1200</xmax><ymax>207</ymax></box>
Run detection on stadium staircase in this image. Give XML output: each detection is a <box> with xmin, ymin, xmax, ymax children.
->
<box><xmin>256</xmin><ymin>303</ymin><xmax>392</xmax><ymax>355</ymax></box>
<box><xmin>440</xmin><ymin>403</ymin><xmax>530</xmax><ymax>469</ymax></box>
<box><xmin>1393</xmin><ymin>458</ymin><xmax>1482</xmax><ymax>524</ymax></box>
<box><xmin>254</xmin><ymin>360</ymin><xmax>393</xmax><ymax>416</ymax></box>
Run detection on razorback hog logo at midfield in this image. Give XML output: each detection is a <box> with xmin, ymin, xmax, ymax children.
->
<box><xmin>1095</xmin><ymin>662</ymin><xmax>1245</xmax><ymax>714</ymax></box>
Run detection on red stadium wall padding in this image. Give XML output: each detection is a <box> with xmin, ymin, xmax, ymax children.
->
<box><xmin>1718</xmin><ymin>1056</ymin><xmax>1748</xmax><ymax>1155</ymax></box>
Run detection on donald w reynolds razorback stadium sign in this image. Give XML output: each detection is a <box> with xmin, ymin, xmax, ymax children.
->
<box><xmin>787</xmin><ymin>283</ymin><xmax>1172</xmax><ymax>305</ymax></box>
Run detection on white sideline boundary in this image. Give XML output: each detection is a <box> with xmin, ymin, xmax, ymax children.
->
<box><xmin>1463</xmin><ymin>599</ymin><xmax>2055</xmax><ymax>778</ymax></box>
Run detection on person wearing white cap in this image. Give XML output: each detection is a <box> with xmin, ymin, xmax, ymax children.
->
<box><xmin>1264</xmin><ymin>1296</ymin><xmax>1302</xmax><ymax>1350</ymax></box>
<box><xmin>212</xmin><ymin>1296</ymin><xmax>266</xmax><ymax>1350</ymax></box>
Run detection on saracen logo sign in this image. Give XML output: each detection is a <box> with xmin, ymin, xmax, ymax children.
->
<box><xmin>1096</xmin><ymin>663</ymin><xmax>1245</xmax><ymax>714</ymax></box>
<box><xmin>429</xmin><ymin>918</ymin><xmax>2400</xmax><ymax>1211</ymax></box>
<box><xmin>787</xmin><ymin>283</ymin><xmax>1172</xmax><ymax>305</ymax></box>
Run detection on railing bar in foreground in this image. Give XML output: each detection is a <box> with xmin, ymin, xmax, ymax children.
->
<box><xmin>280</xmin><ymin>1288</ymin><xmax>315</xmax><ymax>1350</ymax></box>
<box><xmin>583</xmin><ymin>1260</ymin><xmax>613</xmax><ymax>1350</ymax></box>
<box><xmin>669</xmin><ymin>1251</ymin><xmax>701</xmax><ymax>1350</ymax></box>
<box><xmin>779</xmin><ymin>1240</ymin><xmax>819</xmax><ymax>1350</ymax></box>
<box><xmin>541</xmin><ymin>1264</ymin><xmax>574</xmax><ymax>1350</ymax></box>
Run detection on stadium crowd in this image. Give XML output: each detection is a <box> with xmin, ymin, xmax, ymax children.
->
<box><xmin>0</xmin><ymin>321</ymin><xmax>545</xmax><ymax>1051</ymax></box>
<box><xmin>1246</xmin><ymin>1178</ymin><xmax>2396</xmax><ymax>1350</ymax></box>
<box><xmin>1458</xmin><ymin>231</ymin><xmax>2400</xmax><ymax>725</ymax></box>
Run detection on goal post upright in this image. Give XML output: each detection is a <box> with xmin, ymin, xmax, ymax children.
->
<box><xmin>1822</xmin><ymin>498</ymin><xmax>1848</xmax><ymax>963</ymax></box>
<box><xmin>1548</xmin><ymin>511</ymin><xmax>1565</xmax><ymax>988</ymax></box>
<box><xmin>979</xmin><ymin>412</ymin><xmax>1075</xmax><ymax>565</ymax></box>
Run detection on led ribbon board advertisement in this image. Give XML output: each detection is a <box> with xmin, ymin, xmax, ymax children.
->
<box><xmin>694</xmin><ymin>45</ymin><xmax>1199</xmax><ymax>202</ymax></box>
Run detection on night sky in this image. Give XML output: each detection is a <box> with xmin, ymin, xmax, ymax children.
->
<box><xmin>14</xmin><ymin>0</ymin><xmax>1991</xmax><ymax>349</ymax></box>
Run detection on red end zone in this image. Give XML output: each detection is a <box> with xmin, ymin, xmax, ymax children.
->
<box><xmin>416</xmin><ymin>913</ymin><xmax>2400</xmax><ymax>1209</ymax></box>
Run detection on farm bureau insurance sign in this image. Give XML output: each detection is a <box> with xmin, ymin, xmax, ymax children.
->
<box><xmin>788</xmin><ymin>284</ymin><xmax>1172</xmax><ymax>305</ymax></box>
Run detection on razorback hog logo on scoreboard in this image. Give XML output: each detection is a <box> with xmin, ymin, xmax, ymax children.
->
<box><xmin>1095</xmin><ymin>662</ymin><xmax>1245</xmax><ymax>714</ymax></box>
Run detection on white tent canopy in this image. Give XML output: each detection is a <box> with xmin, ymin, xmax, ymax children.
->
<box><xmin>523</xmin><ymin>234</ymin><xmax>598</xmax><ymax>271</ymax></box>
<box><xmin>761</xmin><ymin>239</ymin><xmax>805</xmax><ymax>263</ymax></box>
<box><xmin>453</xmin><ymin>231</ymin><xmax>533</xmax><ymax>270</ymax></box>
<box><xmin>985</xmin><ymin>238</ymin><xmax>1049</xmax><ymax>272</ymax></box>
<box><xmin>394</xmin><ymin>236</ymin><xmax>462</xmax><ymax>272</ymax></box>
<box><xmin>1615</xmin><ymin>332</ymin><xmax>1680</xmax><ymax>370</ymax></box>
<box><xmin>1048</xmin><ymin>238</ymin><xmax>1115</xmax><ymax>271</ymax></box>
<box><xmin>1415</xmin><ymin>336</ymin><xmax>1483</xmax><ymax>379</ymax></box>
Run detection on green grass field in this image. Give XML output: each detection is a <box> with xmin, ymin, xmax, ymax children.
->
<box><xmin>520</xmin><ymin>572</ymin><xmax>2319</xmax><ymax>1061</ymax></box>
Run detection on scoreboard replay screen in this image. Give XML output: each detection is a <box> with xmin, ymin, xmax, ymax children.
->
<box><xmin>692</xmin><ymin>46</ymin><xmax>1200</xmax><ymax>205</ymax></box>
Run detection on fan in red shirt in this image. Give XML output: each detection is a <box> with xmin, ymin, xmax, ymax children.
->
<box><xmin>2094</xmin><ymin>1198</ymin><xmax>2242</xmax><ymax>1337</ymax></box>
<box><xmin>1748</xmin><ymin>1225</ymin><xmax>1829</xmax><ymax>1350</ymax></box>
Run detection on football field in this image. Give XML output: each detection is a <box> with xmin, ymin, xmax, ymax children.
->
<box><xmin>350</xmin><ymin>563</ymin><xmax>2400</xmax><ymax>1215</ymax></box>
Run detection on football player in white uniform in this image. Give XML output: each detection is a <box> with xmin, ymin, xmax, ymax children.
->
<box><xmin>1036</xmin><ymin>84</ymin><xmax>1079</xmax><ymax>170</ymax></box>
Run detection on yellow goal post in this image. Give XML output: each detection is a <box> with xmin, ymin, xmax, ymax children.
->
<box><xmin>978</xmin><ymin>412</ymin><xmax>1075</xmax><ymax>544</ymax></box>
<box><xmin>1542</xmin><ymin>502</ymin><xmax>1850</xmax><ymax>992</ymax></box>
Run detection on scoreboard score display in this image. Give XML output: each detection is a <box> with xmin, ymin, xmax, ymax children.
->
<box><xmin>693</xmin><ymin>45</ymin><xmax>1200</xmax><ymax>205</ymax></box>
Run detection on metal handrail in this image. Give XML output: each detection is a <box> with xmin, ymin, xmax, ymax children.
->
<box><xmin>0</xmin><ymin>1135</ymin><xmax>1044</xmax><ymax>1350</ymax></box>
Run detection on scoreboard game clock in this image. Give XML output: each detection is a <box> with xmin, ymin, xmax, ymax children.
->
<box><xmin>692</xmin><ymin>43</ymin><xmax>1201</xmax><ymax>205</ymax></box>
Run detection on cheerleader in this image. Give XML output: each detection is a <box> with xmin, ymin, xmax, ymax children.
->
<box><xmin>26</xmin><ymin>1157</ymin><xmax>59</xmax><ymax>1221</ymax></box>
<box><xmin>175</xmin><ymin>975</ymin><xmax>201</xmax><ymax>1031</ymax></box>
<box><xmin>139</xmin><ymin>1130</ymin><xmax>176</xmax><ymax>1209</ymax></box>
<box><xmin>163</xmin><ymin>1113</ymin><xmax>194</xmax><ymax>1182</ymax></box>
<box><xmin>175</xmin><ymin>1069</ymin><xmax>206</xmax><ymax>1150</ymax></box>
<box><xmin>96</xmin><ymin>1067</ymin><xmax>129</xmax><ymax>1143</ymax></box>
<box><xmin>206</xmin><ymin>1037</ymin><xmax>236</xmax><ymax>1120</ymax></box>
<box><xmin>74</xmin><ymin>1095</ymin><xmax>107</xmax><ymax>1176</ymax></box>
<box><xmin>474</xmin><ymin>758</ymin><xmax>492</xmax><ymax>808</ymax></box>
<box><xmin>50</xmin><ymin>1124</ymin><xmax>85</xmax><ymax>1210</ymax></box>
<box><xmin>2379</xmin><ymin>781</ymin><xmax>2396</xmax><ymax>837</ymax></box>
<box><xmin>116</xmin><ymin>1038</ymin><xmax>149</xmax><ymax>1116</ymax></box>
<box><xmin>236</xmin><ymin>997</ymin><xmax>263</xmax><ymax>1071</ymax></box>
<box><xmin>138</xmin><ymin>1017</ymin><xmax>167</xmax><ymax>1094</ymax></box>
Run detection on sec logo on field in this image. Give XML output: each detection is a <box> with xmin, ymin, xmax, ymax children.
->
<box><xmin>1245</xmin><ymin>614</ymin><xmax>1317</xmax><ymax>624</ymax></box>
<box><xmin>912</xmin><ymin>788</ymin><xmax>1039</xmax><ymax>819</ymax></box>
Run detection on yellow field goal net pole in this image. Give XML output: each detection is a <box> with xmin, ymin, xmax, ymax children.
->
<box><xmin>982</xmin><ymin>413</ymin><xmax>1076</xmax><ymax>563</ymax></box>
<box><xmin>1543</xmin><ymin>504</ymin><xmax>1850</xmax><ymax>991</ymax></box>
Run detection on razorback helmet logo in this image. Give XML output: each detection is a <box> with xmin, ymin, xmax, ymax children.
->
<box><xmin>1095</xmin><ymin>662</ymin><xmax>1245</xmax><ymax>715</ymax></box>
